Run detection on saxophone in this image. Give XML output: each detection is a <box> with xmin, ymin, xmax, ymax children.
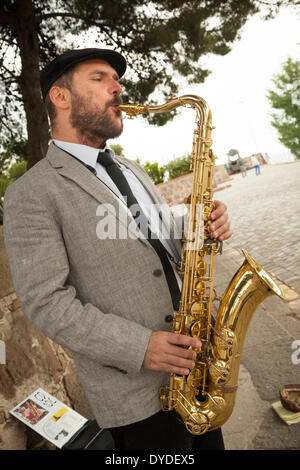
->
<box><xmin>118</xmin><ymin>95</ymin><xmax>284</xmax><ymax>435</ymax></box>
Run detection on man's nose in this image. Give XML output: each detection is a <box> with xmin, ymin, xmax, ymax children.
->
<box><xmin>111</xmin><ymin>79</ymin><xmax>122</xmax><ymax>96</ymax></box>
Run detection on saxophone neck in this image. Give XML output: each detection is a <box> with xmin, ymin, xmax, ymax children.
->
<box><xmin>118</xmin><ymin>95</ymin><xmax>212</xmax><ymax>123</ymax></box>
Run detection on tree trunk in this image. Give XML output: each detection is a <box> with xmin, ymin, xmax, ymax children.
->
<box><xmin>15</xmin><ymin>0</ymin><xmax>49</xmax><ymax>170</ymax></box>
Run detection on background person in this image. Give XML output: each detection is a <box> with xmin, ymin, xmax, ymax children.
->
<box><xmin>251</xmin><ymin>155</ymin><xmax>261</xmax><ymax>175</ymax></box>
<box><xmin>238</xmin><ymin>156</ymin><xmax>247</xmax><ymax>177</ymax></box>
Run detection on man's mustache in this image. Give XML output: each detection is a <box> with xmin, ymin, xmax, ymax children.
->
<box><xmin>107</xmin><ymin>96</ymin><xmax>123</xmax><ymax>109</ymax></box>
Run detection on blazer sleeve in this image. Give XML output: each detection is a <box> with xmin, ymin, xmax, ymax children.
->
<box><xmin>3</xmin><ymin>180</ymin><xmax>152</xmax><ymax>375</ymax></box>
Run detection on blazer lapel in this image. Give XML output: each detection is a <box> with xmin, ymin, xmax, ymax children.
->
<box><xmin>116</xmin><ymin>155</ymin><xmax>182</xmax><ymax>257</ymax></box>
<box><xmin>46</xmin><ymin>143</ymin><xmax>148</xmax><ymax>244</ymax></box>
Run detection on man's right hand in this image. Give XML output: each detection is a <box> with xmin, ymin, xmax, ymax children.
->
<box><xmin>142</xmin><ymin>331</ymin><xmax>201</xmax><ymax>375</ymax></box>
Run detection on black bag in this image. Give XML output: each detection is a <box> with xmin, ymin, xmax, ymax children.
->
<box><xmin>62</xmin><ymin>420</ymin><xmax>115</xmax><ymax>450</ymax></box>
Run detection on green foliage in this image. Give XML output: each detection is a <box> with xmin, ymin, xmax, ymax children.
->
<box><xmin>7</xmin><ymin>160</ymin><xmax>27</xmax><ymax>180</ymax></box>
<box><xmin>142</xmin><ymin>161</ymin><xmax>166</xmax><ymax>185</ymax></box>
<box><xmin>0</xmin><ymin>152</ymin><xmax>10</xmax><ymax>176</ymax></box>
<box><xmin>165</xmin><ymin>154</ymin><xmax>192</xmax><ymax>180</ymax></box>
<box><xmin>0</xmin><ymin>161</ymin><xmax>27</xmax><ymax>198</ymax></box>
<box><xmin>135</xmin><ymin>154</ymin><xmax>193</xmax><ymax>184</ymax></box>
<box><xmin>267</xmin><ymin>57</ymin><xmax>300</xmax><ymax>159</ymax></box>
<box><xmin>135</xmin><ymin>151</ymin><xmax>218</xmax><ymax>185</ymax></box>
<box><xmin>0</xmin><ymin>139</ymin><xmax>29</xmax><ymax>175</ymax></box>
<box><xmin>0</xmin><ymin>176</ymin><xmax>12</xmax><ymax>198</ymax></box>
<box><xmin>0</xmin><ymin>160</ymin><xmax>27</xmax><ymax>224</ymax></box>
<box><xmin>110</xmin><ymin>144</ymin><xmax>125</xmax><ymax>157</ymax></box>
<box><xmin>164</xmin><ymin>152</ymin><xmax>218</xmax><ymax>181</ymax></box>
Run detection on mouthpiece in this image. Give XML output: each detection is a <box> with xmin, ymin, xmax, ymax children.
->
<box><xmin>117</xmin><ymin>103</ymin><xmax>149</xmax><ymax>117</ymax></box>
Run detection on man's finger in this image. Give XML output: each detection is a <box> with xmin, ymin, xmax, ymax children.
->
<box><xmin>164</xmin><ymin>352</ymin><xmax>195</xmax><ymax>370</ymax></box>
<box><xmin>167</xmin><ymin>332</ymin><xmax>201</xmax><ymax>350</ymax></box>
<box><xmin>160</xmin><ymin>363</ymin><xmax>191</xmax><ymax>375</ymax></box>
<box><xmin>211</xmin><ymin>221</ymin><xmax>231</xmax><ymax>239</ymax></box>
<box><xmin>210</xmin><ymin>213</ymin><xmax>227</xmax><ymax>232</ymax></box>
<box><xmin>219</xmin><ymin>229</ymin><xmax>233</xmax><ymax>241</ymax></box>
<box><xmin>166</xmin><ymin>344</ymin><xmax>198</xmax><ymax>360</ymax></box>
<box><xmin>210</xmin><ymin>200</ymin><xmax>227</xmax><ymax>220</ymax></box>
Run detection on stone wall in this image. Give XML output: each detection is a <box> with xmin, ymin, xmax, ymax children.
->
<box><xmin>214</xmin><ymin>164</ymin><xmax>231</xmax><ymax>184</ymax></box>
<box><xmin>157</xmin><ymin>164</ymin><xmax>231</xmax><ymax>206</ymax></box>
<box><xmin>0</xmin><ymin>226</ymin><xmax>95</xmax><ymax>450</ymax></box>
<box><xmin>243</xmin><ymin>153</ymin><xmax>266</xmax><ymax>168</ymax></box>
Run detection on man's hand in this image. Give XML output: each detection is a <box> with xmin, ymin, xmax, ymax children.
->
<box><xmin>210</xmin><ymin>200</ymin><xmax>232</xmax><ymax>241</ymax></box>
<box><xmin>183</xmin><ymin>197</ymin><xmax>232</xmax><ymax>241</ymax></box>
<box><xmin>142</xmin><ymin>331</ymin><xmax>201</xmax><ymax>375</ymax></box>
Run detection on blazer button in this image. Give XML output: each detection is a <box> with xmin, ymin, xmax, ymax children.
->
<box><xmin>165</xmin><ymin>314</ymin><xmax>173</xmax><ymax>323</ymax></box>
<box><xmin>153</xmin><ymin>269</ymin><xmax>162</xmax><ymax>277</ymax></box>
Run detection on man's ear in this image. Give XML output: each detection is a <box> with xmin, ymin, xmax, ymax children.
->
<box><xmin>49</xmin><ymin>86</ymin><xmax>71</xmax><ymax>110</ymax></box>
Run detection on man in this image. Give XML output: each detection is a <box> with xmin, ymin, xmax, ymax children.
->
<box><xmin>238</xmin><ymin>156</ymin><xmax>247</xmax><ymax>177</ymax></box>
<box><xmin>251</xmin><ymin>155</ymin><xmax>260</xmax><ymax>175</ymax></box>
<box><xmin>4</xmin><ymin>48</ymin><xmax>232</xmax><ymax>450</ymax></box>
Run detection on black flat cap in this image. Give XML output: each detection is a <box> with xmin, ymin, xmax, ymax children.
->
<box><xmin>40</xmin><ymin>48</ymin><xmax>127</xmax><ymax>101</ymax></box>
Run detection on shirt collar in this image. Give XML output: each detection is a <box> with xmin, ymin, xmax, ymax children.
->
<box><xmin>53</xmin><ymin>139</ymin><xmax>116</xmax><ymax>170</ymax></box>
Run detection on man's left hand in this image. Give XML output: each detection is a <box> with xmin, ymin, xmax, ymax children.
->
<box><xmin>210</xmin><ymin>200</ymin><xmax>232</xmax><ymax>241</ymax></box>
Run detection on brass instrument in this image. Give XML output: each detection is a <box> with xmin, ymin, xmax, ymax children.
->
<box><xmin>118</xmin><ymin>95</ymin><xmax>284</xmax><ymax>435</ymax></box>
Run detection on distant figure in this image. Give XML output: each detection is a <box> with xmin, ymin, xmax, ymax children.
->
<box><xmin>238</xmin><ymin>157</ymin><xmax>246</xmax><ymax>177</ymax></box>
<box><xmin>251</xmin><ymin>155</ymin><xmax>260</xmax><ymax>175</ymax></box>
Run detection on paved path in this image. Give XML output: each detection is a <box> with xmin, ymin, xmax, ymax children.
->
<box><xmin>219</xmin><ymin>161</ymin><xmax>300</xmax><ymax>291</ymax></box>
<box><xmin>212</xmin><ymin>161</ymin><xmax>300</xmax><ymax>450</ymax></box>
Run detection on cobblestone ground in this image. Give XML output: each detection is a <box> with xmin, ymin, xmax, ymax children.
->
<box><xmin>214</xmin><ymin>161</ymin><xmax>300</xmax><ymax>450</ymax></box>
<box><xmin>218</xmin><ymin>161</ymin><xmax>300</xmax><ymax>292</ymax></box>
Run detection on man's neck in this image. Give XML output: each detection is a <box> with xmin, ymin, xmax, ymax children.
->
<box><xmin>52</xmin><ymin>128</ymin><xmax>106</xmax><ymax>149</ymax></box>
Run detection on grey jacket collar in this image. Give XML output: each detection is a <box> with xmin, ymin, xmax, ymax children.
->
<box><xmin>47</xmin><ymin>141</ymin><xmax>161</xmax><ymax>203</ymax></box>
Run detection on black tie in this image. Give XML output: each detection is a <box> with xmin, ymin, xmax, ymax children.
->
<box><xmin>98</xmin><ymin>150</ymin><xmax>181</xmax><ymax>311</ymax></box>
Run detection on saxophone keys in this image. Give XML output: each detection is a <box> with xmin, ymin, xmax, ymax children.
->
<box><xmin>186</xmin><ymin>367</ymin><xmax>202</xmax><ymax>389</ymax></box>
<box><xmin>208</xmin><ymin>359</ymin><xmax>231</xmax><ymax>385</ymax></box>
<box><xmin>196</xmin><ymin>260</ymin><xmax>207</xmax><ymax>277</ymax></box>
<box><xmin>190</xmin><ymin>301</ymin><xmax>205</xmax><ymax>316</ymax></box>
<box><xmin>194</xmin><ymin>280</ymin><xmax>206</xmax><ymax>296</ymax></box>
<box><xmin>184</xmin><ymin>415</ymin><xmax>210</xmax><ymax>436</ymax></box>
<box><xmin>212</xmin><ymin>288</ymin><xmax>222</xmax><ymax>303</ymax></box>
<box><xmin>190</xmin><ymin>320</ymin><xmax>204</xmax><ymax>338</ymax></box>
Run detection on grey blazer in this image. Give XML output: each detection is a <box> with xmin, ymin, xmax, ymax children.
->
<box><xmin>3</xmin><ymin>143</ymin><xmax>182</xmax><ymax>428</ymax></box>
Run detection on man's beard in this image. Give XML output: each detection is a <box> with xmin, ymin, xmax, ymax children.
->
<box><xmin>70</xmin><ymin>91</ymin><xmax>123</xmax><ymax>144</ymax></box>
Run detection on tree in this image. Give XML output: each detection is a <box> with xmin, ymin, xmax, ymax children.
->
<box><xmin>267</xmin><ymin>57</ymin><xmax>300</xmax><ymax>159</ymax></box>
<box><xmin>142</xmin><ymin>161</ymin><xmax>166</xmax><ymax>184</ymax></box>
<box><xmin>164</xmin><ymin>151</ymin><xmax>218</xmax><ymax>180</ymax></box>
<box><xmin>0</xmin><ymin>160</ymin><xmax>27</xmax><ymax>197</ymax></box>
<box><xmin>165</xmin><ymin>154</ymin><xmax>192</xmax><ymax>180</ymax></box>
<box><xmin>0</xmin><ymin>160</ymin><xmax>27</xmax><ymax>224</ymax></box>
<box><xmin>0</xmin><ymin>138</ymin><xmax>28</xmax><ymax>175</ymax></box>
<box><xmin>110</xmin><ymin>144</ymin><xmax>125</xmax><ymax>157</ymax></box>
<box><xmin>0</xmin><ymin>0</ymin><xmax>297</xmax><ymax>170</ymax></box>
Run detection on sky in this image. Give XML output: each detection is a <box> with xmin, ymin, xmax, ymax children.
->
<box><xmin>109</xmin><ymin>6</ymin><xmax>300</xmax><ymax>166</ymax></box>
